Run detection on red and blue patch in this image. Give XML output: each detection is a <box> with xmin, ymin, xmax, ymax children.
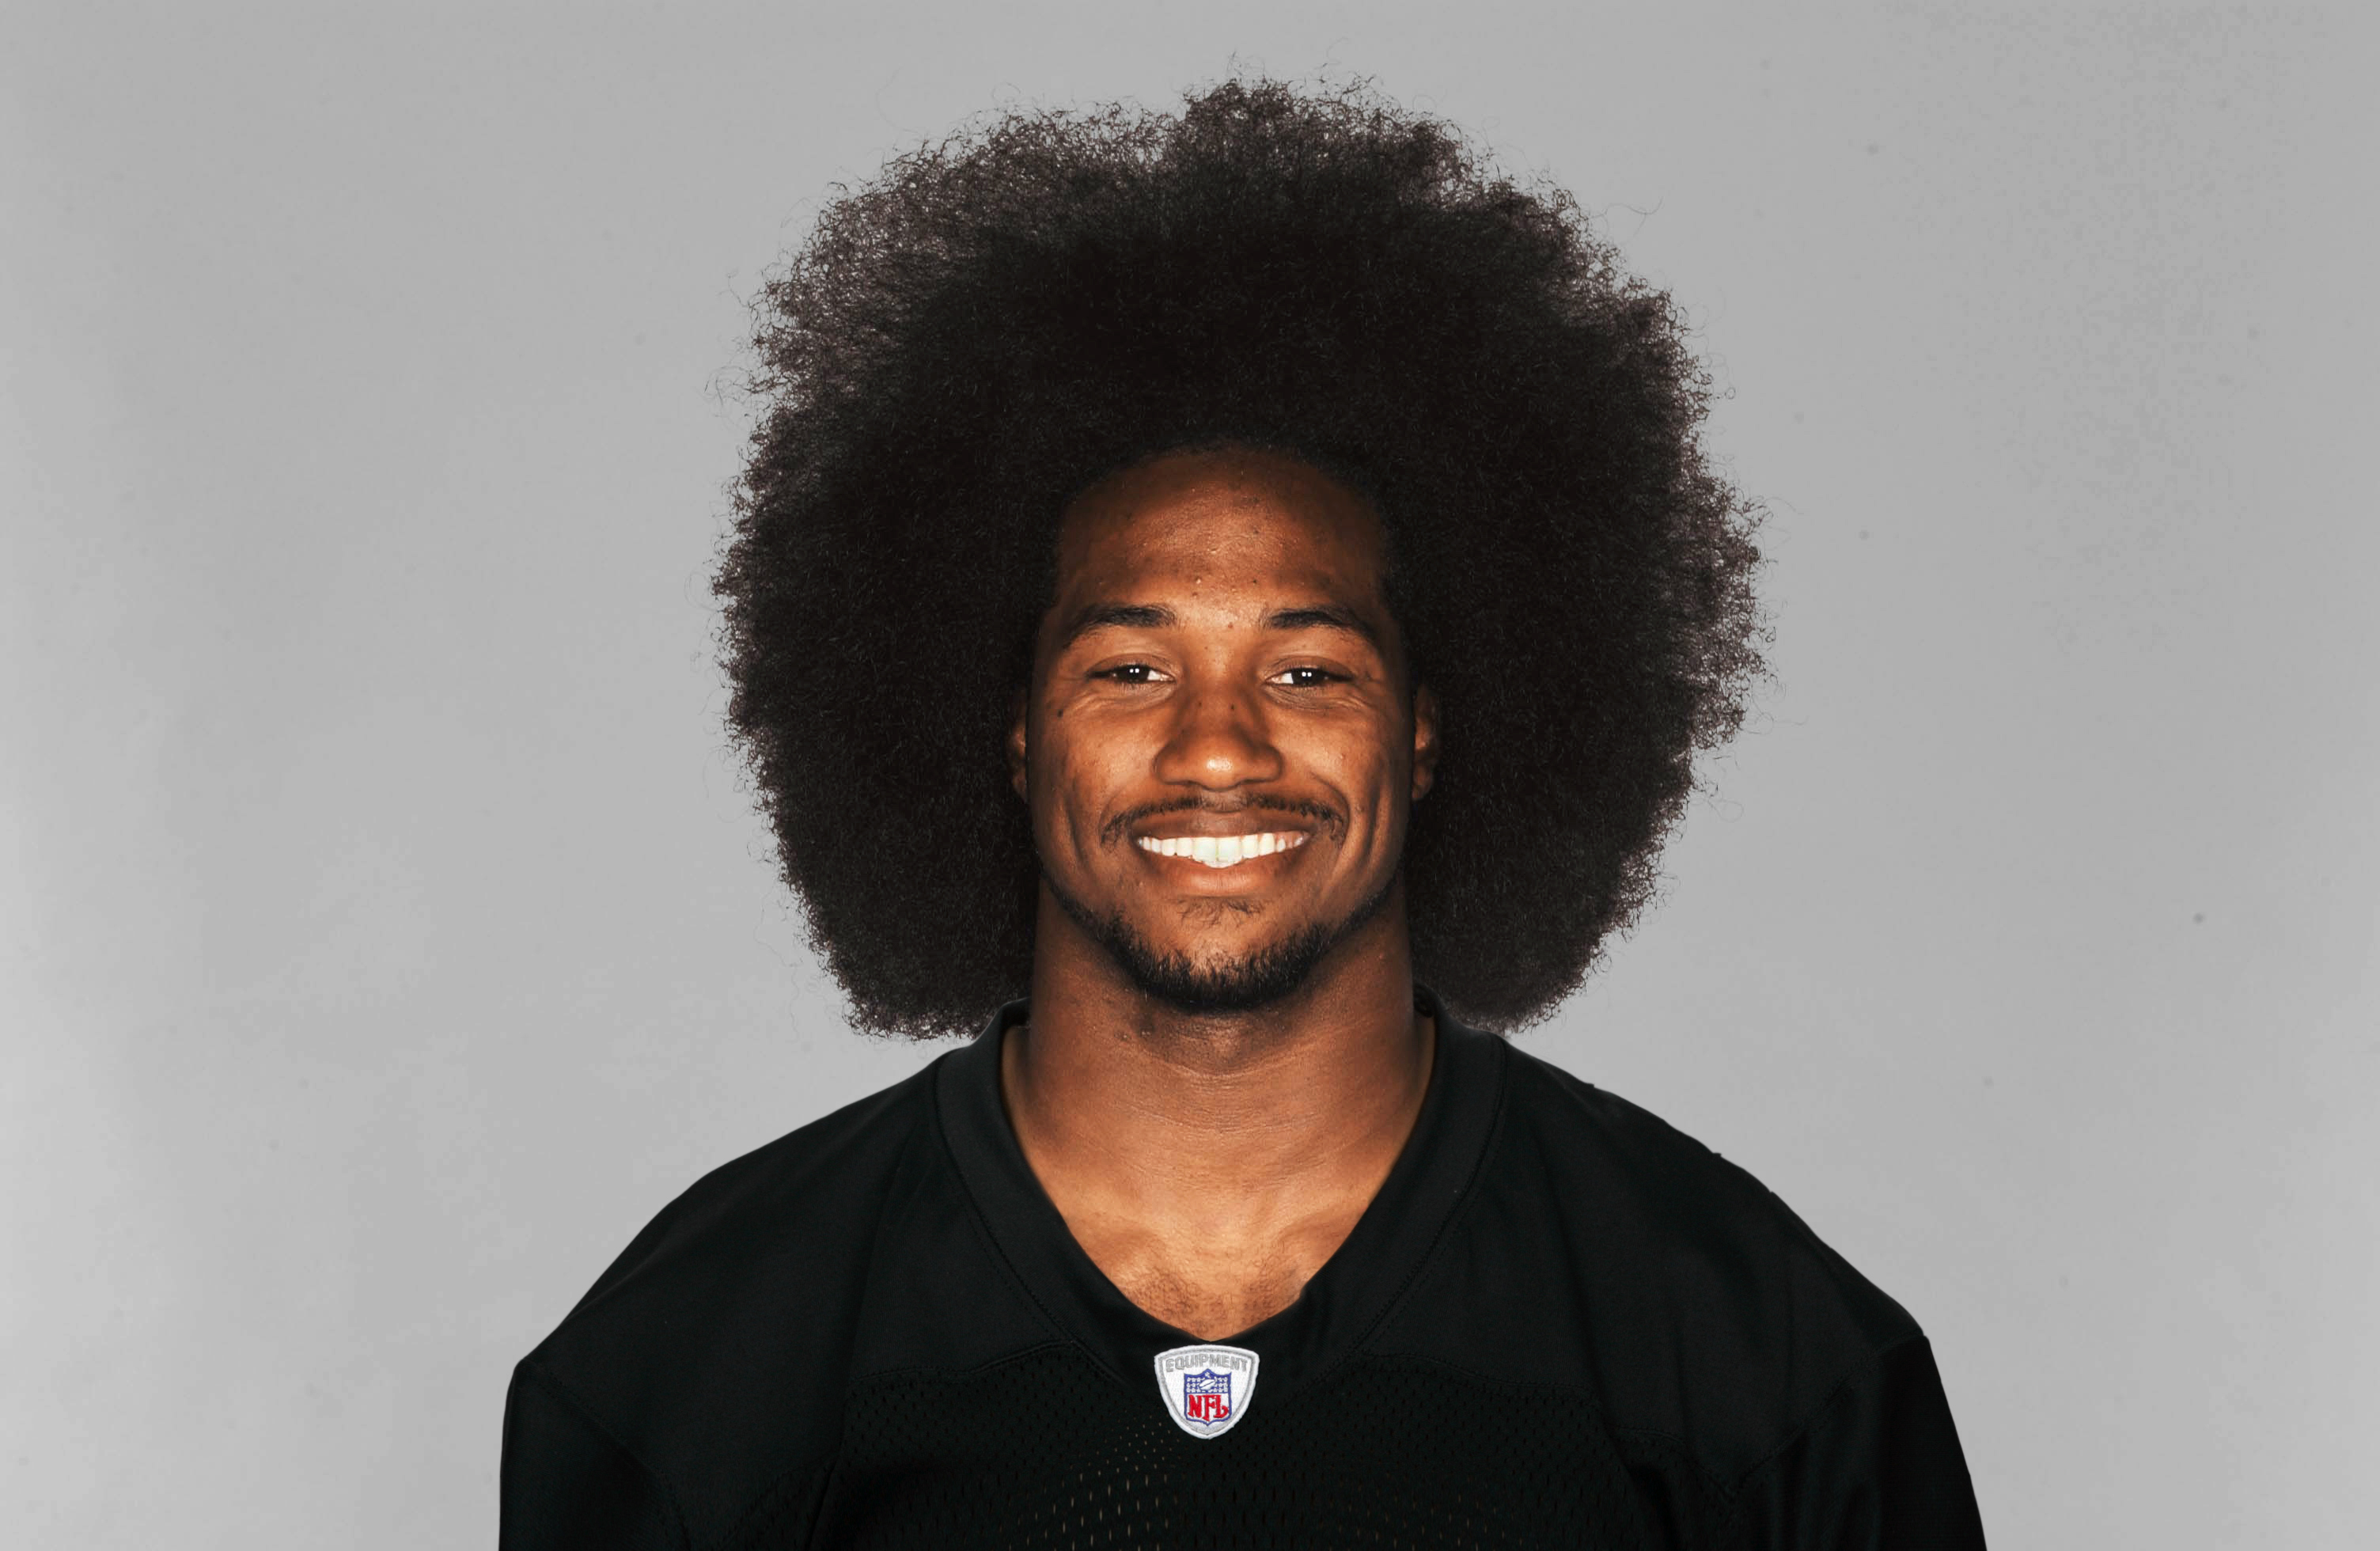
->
<box><xmin>1153</xmin><ymin>1344</ymin><xmax>1260</xmax><ymax>1439</ymax></box>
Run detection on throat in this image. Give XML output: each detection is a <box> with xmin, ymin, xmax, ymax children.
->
<box><xmin>998</xmin><ymin>1008</ymin><xmax>1437</xmax><ymax>1341</ymax></box>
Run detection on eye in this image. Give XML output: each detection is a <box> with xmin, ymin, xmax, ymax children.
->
<box><xmin>1094</xmin><ymin>663</ymin><xmax>1168</xmax><ymax>684</ymax></box>
<box><xmin>1271</xmin><ymin>666</ymin><xmax>1345</xmax><ymax>688</ymax></box>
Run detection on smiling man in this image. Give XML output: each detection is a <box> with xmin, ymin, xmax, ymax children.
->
<box><xmin>501</xmin><ymin>80</ymin><xmax>1985</xmax><ymax>1549</ymax></box>
<box><xmin>1006</xmin><ymin>448</ymin><xmax>1439</xmax><ymax>1345</ymax></box>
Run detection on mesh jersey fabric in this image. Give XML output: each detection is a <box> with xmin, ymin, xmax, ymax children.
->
<box><xmin>501</xmin><ymin>992</ymin><xmax>1986</xmax><ymax>1549</ymax></box>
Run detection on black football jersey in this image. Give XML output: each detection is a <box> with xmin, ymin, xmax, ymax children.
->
<box><xmin>501</xmin><ymin>992</ymin><xmax>1986</xmax><ymax>1548</ymax></box>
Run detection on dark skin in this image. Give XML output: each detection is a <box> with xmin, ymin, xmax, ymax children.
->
<box><xmin>1003</xmin><ymin>446</ymin><xmax>1441</xmax><ymax>1339</ymax></box>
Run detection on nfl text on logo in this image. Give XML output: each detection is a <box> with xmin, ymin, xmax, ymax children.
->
<box><xmin>1151</xmin><ymin>1344</ymin><xmax>1261</xmax><ymax>1440</ymax></box>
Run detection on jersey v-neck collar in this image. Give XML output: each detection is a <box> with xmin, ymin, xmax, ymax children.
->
<box><xmin>934</xmin><ymin>986</ymin><xmax>1509</xmax><ymax>1408</ymax></box>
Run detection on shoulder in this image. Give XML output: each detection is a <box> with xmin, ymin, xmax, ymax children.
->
<box><xmin>1503</xmin><ymin>1045</ymin><xmax>1917</xmax><ymax>1352</ymax></box>
<box><xmin>546</xmin><ymin>1062</ymin><xmax>940</xmax><ymax>1337</ymax></box>
<box><xmin>1378</xmin><ymin>1038</ymin><xmax>1924</xmax><ymax>1485</ymax></box>
<box><xmin>510</xmin><ymin>1060</ymin><xmax>954</xmax><ymax>1542</ymax></box>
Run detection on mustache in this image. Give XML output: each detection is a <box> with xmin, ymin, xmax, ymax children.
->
<box><xmin>1102</xmin><ymin>795</ymin><xmax>1345</xmax><ymax>848</ymax></box>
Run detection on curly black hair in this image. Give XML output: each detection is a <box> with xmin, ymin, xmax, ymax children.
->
<box><xmin>717</xmin><ymin>77</ymin><xmax>1763</xmax><ymax>1040</ymax></box>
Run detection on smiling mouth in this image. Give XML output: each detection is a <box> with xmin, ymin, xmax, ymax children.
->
<box><xmin>1134</xmin><ymin>832</ymin><xmax>1312</xmax><ymax>869</ymax></box>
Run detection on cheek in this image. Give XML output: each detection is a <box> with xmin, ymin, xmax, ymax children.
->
<box><xmin>1035</xmin><ymin>717</ymin><xmax>1130</xmax><ymax>842</ymax></box>
<box><xmin>1303</xmin><ymin>722</ymin><xmax>1408</xmax><ymax>808</ymax></box>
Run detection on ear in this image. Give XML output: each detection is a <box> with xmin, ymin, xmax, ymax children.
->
<box><xmin>1410</xmin><ymin>683</ymin><xmax>1440</xmax><ymax>802</ymax></box>
<box><xmin>1006</xmin><ymin>688</ymin><xmax>1030</xmax><ymax>802</ymax></box>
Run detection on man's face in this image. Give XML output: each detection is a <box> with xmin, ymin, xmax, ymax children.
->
<box><xmin>1010</xmin><ymin>446</ymin><xmax>1438</xmax><ymax>1014</ymax></box>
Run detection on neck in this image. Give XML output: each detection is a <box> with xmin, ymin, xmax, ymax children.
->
<box><xmin>1001</xmin><ymin>883</ymin><xmax>1434</xmax><ymax>1336</ymax></box>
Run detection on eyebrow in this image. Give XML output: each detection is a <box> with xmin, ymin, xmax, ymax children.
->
<box><xmin>1055</xmin><ymin>601</ymin><xmax>1383</xmax><ymax>652</ymax></box>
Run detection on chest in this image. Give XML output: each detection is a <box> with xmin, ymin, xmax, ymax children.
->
<box><xmin>1061</xmin><ymin>1197</ymin><xmax>1369</xmax><ymax>1340</ymax></box>
<box><xmin>793</xmin><ymin>1348</ymin><xmax>1695</xmax><ymax>1550</ymax></box>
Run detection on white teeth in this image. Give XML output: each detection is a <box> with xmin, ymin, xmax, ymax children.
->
<box><xmin>1135</xmin><ymin>832</ymin><xmax>1311</xmax><ymax>867</ymax></box>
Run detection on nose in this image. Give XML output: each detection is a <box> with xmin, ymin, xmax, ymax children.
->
<box><xmin>1153</xmin><ymin>688</ymin><xmax>1284</xmax><ymax>790</ymax></box>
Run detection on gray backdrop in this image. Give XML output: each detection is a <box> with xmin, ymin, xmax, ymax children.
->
<box><xmin>6</xmin><ymin>3</ymin><xmax>2374</xmax><ymax>1546</ymax></box>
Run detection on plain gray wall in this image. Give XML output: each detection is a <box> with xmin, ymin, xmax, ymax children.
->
<box><xmin>6</xmin><ymin>3</ymin><xmax>2374</xmax><ymax>1545</ymax></box>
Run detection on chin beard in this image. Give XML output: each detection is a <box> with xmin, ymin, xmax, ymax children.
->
<box><xmin>1044</xmin><ymin>867</ymin><xmax>1400</xmax><ymax>1016</ymax></box>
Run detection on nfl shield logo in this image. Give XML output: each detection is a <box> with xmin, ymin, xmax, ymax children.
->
<box><xmin>1152</xmin><ymin>1344</ymin><xmax>1260</xmax><ymax>1439</ymax></box>
<box><xmin>1183</xmin><ymin>1370</ymin><xmax>1231</xmax><ymax>1423</ymax></box>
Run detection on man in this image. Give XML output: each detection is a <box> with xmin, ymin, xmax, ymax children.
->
<box><xmin>502</xmin><ymin>79</ymin><xmax>1985</xmax><ymax>1548</ymax></box>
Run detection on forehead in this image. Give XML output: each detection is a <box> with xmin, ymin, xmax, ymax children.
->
<box><xmin>1052</xmin><ymin>447</ymin><xmax>1389</xmax><ymax>609</ymax></box>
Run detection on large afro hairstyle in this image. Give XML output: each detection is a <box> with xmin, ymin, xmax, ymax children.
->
<box><xmin>718</xmin><ymin>76</ymin><xmax>1764</xmax><ymax>1040</ymax></box>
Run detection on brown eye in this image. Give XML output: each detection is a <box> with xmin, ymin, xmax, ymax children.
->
<box><xmin>1098</xmin><ymin>664</ymin><xmax>1164</xmax><ymax>684</ymax></box>
<box><xmin>1272</xmin><ymin>667</ymin><xmax>1342</xmax><ymax>688</ymax></box>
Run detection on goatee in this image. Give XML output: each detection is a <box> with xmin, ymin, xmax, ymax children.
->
<box><xmin>1043</xmin><ymin>867</ymin><xmax>1400</xmax><ymax>1016</ymax></box>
